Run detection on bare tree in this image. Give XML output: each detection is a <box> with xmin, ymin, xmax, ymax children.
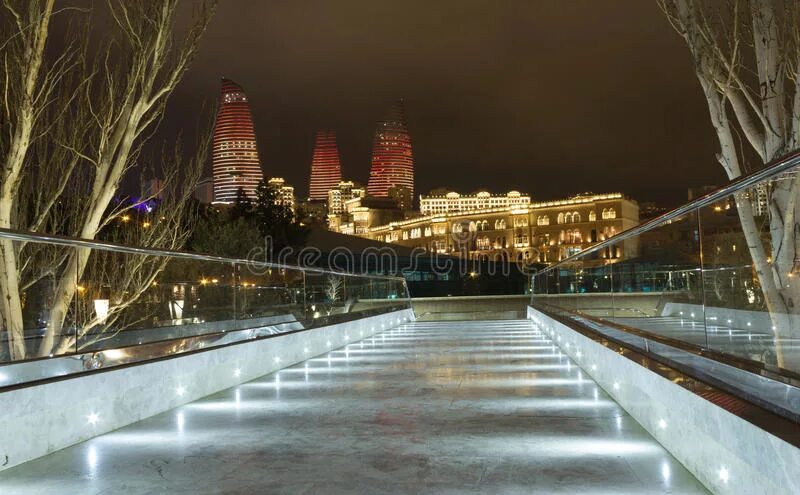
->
<box><xmin>325</xmin><ymin>275</ymin><xmax>343</xmax><ymax>303</ymax></box>
<box><xmin>659</xmin><ymin>0</ymin><xmax>800</xmax><ymax>368</ymax></box>
<box><xmin>0</xmin><ymin>1</ymin><xmax>216</xmax><ymax>360</ymax></box>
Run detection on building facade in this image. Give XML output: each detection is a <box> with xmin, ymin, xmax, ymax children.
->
<box><xmin>333</xmin><ymin>193</ymin><xmax>639</xmax><ymax>266</ymax></box>
<box><xmin>420</xmin><ymin>190</ymin><xmax>531</xmax><ymax>215</ymax></box>
<box><xmin>328</xmin><ymin>181</ymin><xmax>366</xmax><ymax>215</ymax></box>
<box><xmin>267</xmin><ymin>177</ymin><xmax>296</xmax><ymax>214</ymax></box>
<box><xmin>367</xmin><ymin>99</ymin><xmax>414</xmax><ymax>199</ymax></box>
<box><xmin>212</xmin><ymin>78</ymin><xmax>264</xmax><ymax>204</ymax></box>
<box><xmin>328</xmin><ymin>196</ymin><xmax>404</xmax><ymax>236</ymax></box>
<box><xmin>308</xmin><ymin>130</ymin><xmax>343</xmax><ymax>201</ymax></box>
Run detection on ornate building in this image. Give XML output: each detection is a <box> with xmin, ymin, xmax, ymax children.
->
<box><xmin>367</xmin><ymin>99</ymin><xmax>414</xmax><ymax>199</ymax></box>
<box><xmin>420</xmin><ymin>190</ymin><xmax>531</xmax><ymax>215</ymax></box>
<box><xmin>212</xmin><ymin>78</ymin><xmax>264</xmax><ymax>204</ymax></box>
<box><xmin>308</xmin><ymin>130</ymin><xmax>343</xmax><ymax>201</ymax></box>
<box><xmin>332</xmin><ymin>193</ymin><xmax>639</xmax><ymax>266</ymax></box>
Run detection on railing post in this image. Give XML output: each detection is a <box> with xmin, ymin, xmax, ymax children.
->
<box><xmin>696</xmin><ymin>208</ymin><xmax>709</xmax><ymax>350</ymax></box>
<box><xmin>302</xmin><ymin>270</ymin><xmax>308</xmax><ymax>323</ymax></box>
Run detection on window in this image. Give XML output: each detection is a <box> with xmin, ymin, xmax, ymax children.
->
<box><xmin>572</xmin><ymin>212</ymin><xmax>581</xmax><ymax>223</ymax></box>
<box><xmin>495</xmin><ymin>219</ymin><xmax>506</xmax><ymax>229</ymax></box>
<box><xmin>557</xmin><ymin>212</ymin><xmax>565</xmax><ymax>224</ymax></box>
<box><xmin>602</xmin><ymin>208</ymin><xmax>617</xmax><ymax>219</ymax></box>
<box><xmin>589</xmin><ymin>210</ymin><xmax>596</xmax><ymax>222</ymax></box>
<box><xmin>537</xmin><ymin>215</ymin><xmax>549</xmax><ymax>226</ymax></box>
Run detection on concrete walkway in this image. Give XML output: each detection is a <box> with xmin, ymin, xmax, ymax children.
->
<box><xmin>0</xmin><ymin>320</ymin><xmax>708</xmax><ymax>494</ymax></box>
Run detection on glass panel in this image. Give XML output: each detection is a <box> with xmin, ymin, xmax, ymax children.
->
<box><xmin>235</xmin><ymin>263</ymin><xmax>305</xmax><ymax>329</ymax></box>
<box><xmin>75</xmin><ymin>252</ymin><xmax>236</xmax><ymax>353</ymax></box>
<box><xmin>574</xmin><ymin>263</ymin><xmax>614</xmax><ymax>318</ymax></box>
<box><xmin>699</xmin><ymin>182</ymin><xmax>800</xmax><ymax>373</ymax></box>
<box><xmin>608</xmin><ymin>213</ymin><xmax>706</xmax><ymax>346</ymax></box>
<box><xmin>0</xmin><ymin>241</ymin><xmax>75</xmax><ymax>362</ymax></box>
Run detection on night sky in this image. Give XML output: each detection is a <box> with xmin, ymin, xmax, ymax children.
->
<box><xmin>162</xmin><ymin>0</ymin><xmax>727</xmax><ymax>206</ymax></box>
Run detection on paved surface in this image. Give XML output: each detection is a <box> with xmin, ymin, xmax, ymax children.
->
<box><xmin>0</xmin><ymin>320</ymin><xmax>708</xmax><ymax>494</ymax></box>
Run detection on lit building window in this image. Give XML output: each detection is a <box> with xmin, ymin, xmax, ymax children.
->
<box><xmin>602</xmin><ymin>208</ymin><xmax>617</xmax><ymax>219</ymax></box>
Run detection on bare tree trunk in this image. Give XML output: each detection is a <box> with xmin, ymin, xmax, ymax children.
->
<box><xmin>0</xmin><ymin>0</ymin><xmax>56</xmax><ymax>360</ymax></box>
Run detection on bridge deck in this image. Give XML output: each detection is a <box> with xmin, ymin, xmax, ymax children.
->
<box><xmin>0</xmin><ymin>320</ymin><xmax>707</xmax><ymax>494</ymax></box>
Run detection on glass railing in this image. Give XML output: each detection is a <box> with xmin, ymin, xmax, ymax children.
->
<box><xmin>0</xmin><ymin>229</ymin><xmax>411</xmax><ymax>387</ymax></box>
<box><xmin>531</xmin><ymin>150</ymin><xmax>800</xmax><ymax>380</ymax></box>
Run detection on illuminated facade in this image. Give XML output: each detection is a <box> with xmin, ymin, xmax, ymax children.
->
<box><xmin>212</xmin><ymin>78</ymin><xmax>264</xmax><ymax>204</ymax></box>
<box><xmin>328</xmin><ymin>181</ymin><xmax>366</xmax><ymax>215</ymax></box>
<box><xmin>267</xmin><ymin>177</ymin><xmax>296</xmax><ymax>214</ymax></box>
<box><xmin>308</xmin><ymin>130</ymin><xmax>343</xmax><ymax>201</ymax></box>
<box><xmin>420</xmin><ymin>190</ymin><xmax>531</xmax><ymax>215</ymax></box>
<box><xmin>367</xmin><ymin>99</ymin><xmax>414</xmax><ymax>199</ymax></box>
<box><xmin>333</xmin><ymin>193</ymin><xmax>639</xmax><ymax>265</ymax></box>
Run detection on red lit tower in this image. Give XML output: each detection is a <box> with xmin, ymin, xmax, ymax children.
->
<box><xmin>308</xmin><ymin>130</ymin><xmax>343</xmax><ymax>201</ymax></box>
<box><xmin>212</xmin><ymin>78</ymin><xmax>264</xmax><ymax>204</ymax></box>
<box><xmin>367</xmin><ymin>99</ymin><xmax>414</xmax><ymax>200</ymax></box>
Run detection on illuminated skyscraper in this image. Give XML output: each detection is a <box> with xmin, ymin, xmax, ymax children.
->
<box><xmin>367</xmin><ymin>99</ymin><xmax>414</xmax><ymax>199</ymax></box>
<box><xmin>212</xmin><ymin>78</ymin><xmax>263</xmax><ymax>204</ymax></box>
<box><xmin>308</xmin><ymin>130</ymin><xmax>343</xmax><ymax>201</ymax></box>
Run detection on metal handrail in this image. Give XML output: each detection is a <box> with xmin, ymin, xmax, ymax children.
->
<box><xmin>0</xmin><ymin>227</ymin><xmax>407</xmax><ymax>283</ymax></box>
<box><xmin>534</xmin><ymin>149</ymin><xmax>800</xmax><ymax>276</ymax></box>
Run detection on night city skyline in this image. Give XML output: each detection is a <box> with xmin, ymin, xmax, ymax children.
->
<box><xmin>2</xmin><ymin>2</ymin><xmax>800</xmax><ymax>492</ymax></box>
<box><xmin>160</xmin><ymin>0</ymin><xmax>725</xmax><ymax>206</ymax></box>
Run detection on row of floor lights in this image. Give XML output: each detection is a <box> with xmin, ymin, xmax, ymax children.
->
<box><xmin>77</xmin><ymin>316</ymin><xmax>413</xmax><ymax>451</ymax></box>
<box><xmin>531</xmin><ymin>318</ymin><xmax>730</xmax><ymax>487</ymax></box>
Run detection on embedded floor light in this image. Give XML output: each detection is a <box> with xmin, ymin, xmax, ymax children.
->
<box><xmin>87</xmin><ymin>412</ymin><xmax>100</xmax><ymax>425</ymax></box>
<box><xmin>719</xmin><ymin>467</ymin><xmax>729</xmax><ymax>483</ymax></box>
<box><xmin>613</xmin><ymin>382</ymin><xmax>620</xmax><ymax>390</ymax></box>
<box><xmin>176</xmin><ymin>385</ymin><xmax>186</xmax><ymax>396</ymax></box>
<box><xmin>658</xmin><ymin>419</ymin><xmax>667</xmax><ymax>429</ymax></box>
<box><xmin>303</xmin><ymin>347</ymin><xmax>309</xmax><ymax>354</ymax></box>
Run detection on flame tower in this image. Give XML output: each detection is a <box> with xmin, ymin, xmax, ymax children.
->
<box><xmin>367</xmin><ymin>99</ymin><xmax>414</xmax><ymax>199</ymax></box>
<box><xmin>308</xmin><ymin>130</ymin><xmax>343</xmax><ymax>201</ymax></box>
<box><xmin>212</xmin><ymin>78</ymin><xmax>263</xmax><ymax>204</ymax></box>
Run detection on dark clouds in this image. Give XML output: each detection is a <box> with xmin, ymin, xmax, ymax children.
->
<box><xmin>163</xmin><ymin>0</ymin><xmax>726</xmax><ymax>206</ymax></box>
